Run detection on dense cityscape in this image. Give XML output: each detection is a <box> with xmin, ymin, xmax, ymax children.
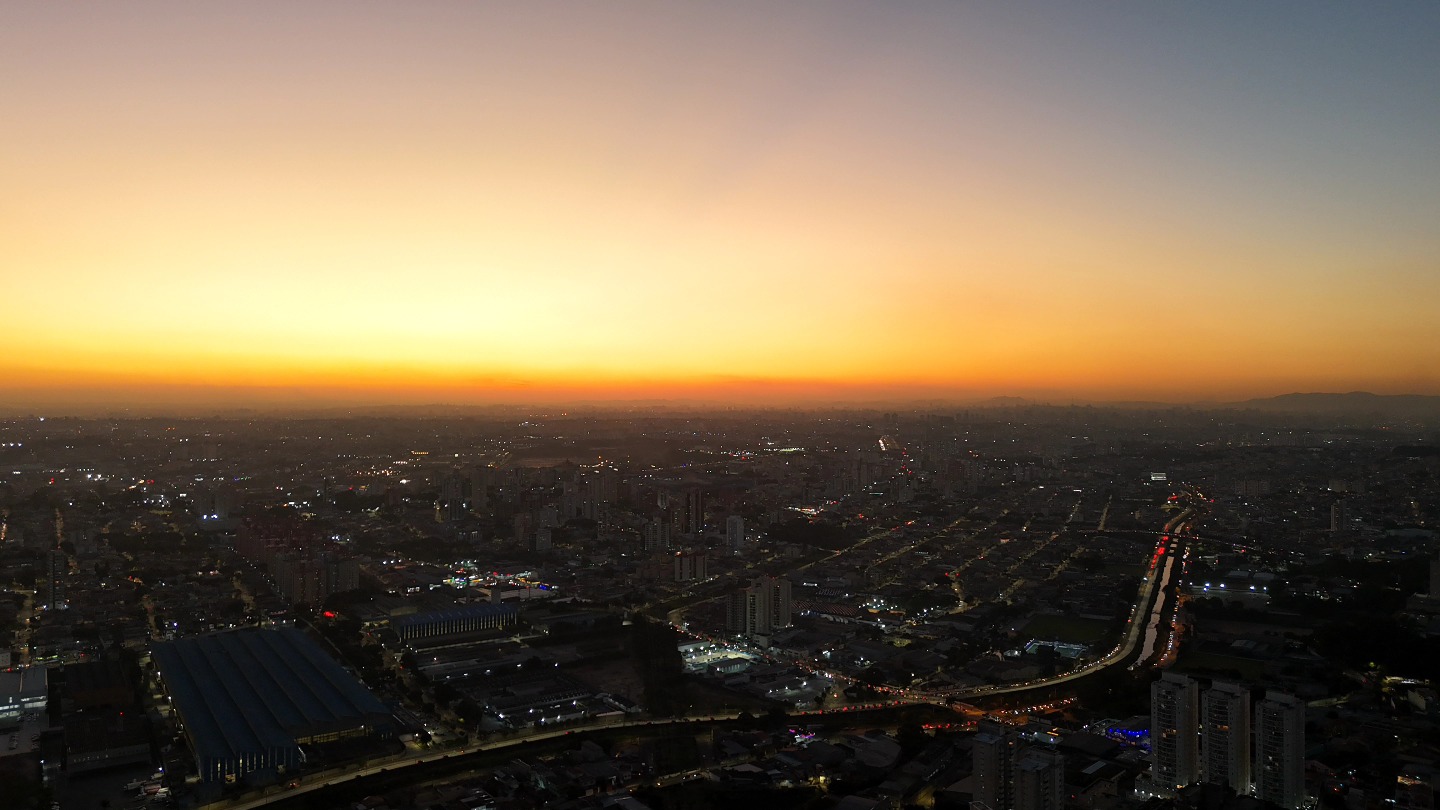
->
<box><xmin>7</xmin><ymin>3</ymin><xmax>1440</xmax><ymax>810</ymax></box>
<box><xmin>2</xmin><ymin>400</ymin><xmax>1438</xmax><ymax>810</ymax></box>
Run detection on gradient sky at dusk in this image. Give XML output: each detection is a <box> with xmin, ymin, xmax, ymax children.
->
<box><xmin>4</xmin><ymin>2</ymin><xmax>1439</xmax><ymax>409</ymax></box>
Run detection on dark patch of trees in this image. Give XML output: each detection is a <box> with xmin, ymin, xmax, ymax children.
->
<box><xmin>1392</xmin><ymin>445</ymin><xmax>1439</xmax><ymax>458</ymax></box>
<box><xmin>108</xmin><ymin>530</ymin><xmax>193</xmax><ymax>555</ymax></box>
<box><xmin>765</xmin><ymin>518</ymin><xmax>856</xmax><ymax>551</ymax></box>
<box><xmin>1313</xmin><ymin>617</ymin><xmax>1440</xmax><ymax>681</ymax></box>
<box><xmin>630</xmin><ymin>617</ymin><xmax>686</xmax><ymax>716</ymax></box>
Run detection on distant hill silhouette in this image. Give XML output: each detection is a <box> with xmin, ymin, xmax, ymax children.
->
<box><xmin>974</xmin><ymin>396</ymin><xmax>1033</xmax><ymax>407</ymax></box>
<box><xmin>1226</xmin><ymin>392</ymin><xmax>1440</xmax><ymax>420</ymax></box>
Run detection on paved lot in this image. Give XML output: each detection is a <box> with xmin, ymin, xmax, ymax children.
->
<box><xmin>1</xmin><ymin>712</ymin><xmax>49</xmax><ymax>758</ymax></box>
<box><xmin>56</xmin><ymin>762</ymin><xmax>164</xmax><ymax>810</ymax></box>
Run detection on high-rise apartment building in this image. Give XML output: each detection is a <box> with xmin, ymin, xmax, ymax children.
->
<box><xmin>726</xmin><ymin>587</ymin><xmax>765</xmax><ymax>638</ymax></box>
<box><xmin>973</xmin><ymin>721</ymin><xmax>1018</xmax><ymax>810</ymax></box>
<box><xmin>684</xmin><ymin>489</ymin><xmax>705</xmax><ymax>536</ymax></box>
<box><xmin>1201</xmin><ymin>681</ymin><xmax>1251</xmax><ymax>793</ymax></box>
<box><xmin>590</xmin><ymin>468</ymin><xmax>619</xmax><ymax>504</ymax></box>
<box><xmin>769</xmin><ymin>575</ymin><xmax>792</xmax><ymax>629</ymax></box>
<box><xmin>726</xmin><ymin>576</ymin><xmax>792</xmax><ymax>638</ymax></box>
<box><xmin>644</xmin><ymin>517</ymin><xmax>671</xmax><ymax>551</ymax></box>
<box><xmin>673</xmin><ymin>549</ymin><xmax>707</xmax><ymax>582</ymax></box>
<box><xmin>1015</xmin><ymin>748</ymin><xmax>1066</xmax><ymax>810</ymax></box>
<box><xmin>437</xmin><ymin>471</ymin><xmax>468</xmax><ymax>523</ymax></box>
<box><xmin>270</xmin><ymin>553</ymin><xmax>359</xmax><ymax>606</ymax></box>
<box><xmin>512</xmin><ymin>512</ymin><xmax>533</xmax><ymax>546</ymax></box>
<box><xmin>1254</xmin><ymin>691</ymin><xmax>1306</xmax><ymax>810</ymax></box>
<box><xmin>467</xmin><ymin>465</ymin><xmax>492</xmax><ymax>510</ymax></box>
<box><xmin>559</xmin><ymin>481</ymin><xmax>585</xmax><ymax>522</ymax></box>
<box><xmin>1151</xmin><ymin>672</ymin><xmax>1200</xmax><ymax>793</ymax></box>
<box><xmin>46</xmin><ymin>548</ymin><xmax>68</xmax><ymax>609</ymax></box>
<box><xmin>726</xmin><ymin>514</ymin><xmax>745</xmax><ymax>550</ymax></box>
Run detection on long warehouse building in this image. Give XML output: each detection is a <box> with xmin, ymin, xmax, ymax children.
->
<box><xmin>391</xmin><ymin>602</ymin><xmax>518</xmax><ymax>641</ymax></box>
<box><xmin>152</xmin><ymin>627</ymin><xmax>395</xmax><ymax>784</ymax></box>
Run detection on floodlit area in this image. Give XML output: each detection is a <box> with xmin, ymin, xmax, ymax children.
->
<box><xmin>680</xmin><ymin>640</ymin><xmax>758</xmax><ymax>673</ymax></box>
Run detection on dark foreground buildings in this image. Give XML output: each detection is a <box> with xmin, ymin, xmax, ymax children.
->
<box><xmin>152</xmin><ymin>627</ymin><xmax>395</xmax><ymax>784</ymax></box>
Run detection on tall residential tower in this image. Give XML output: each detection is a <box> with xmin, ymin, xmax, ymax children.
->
<box><xmin>1151</xmin><ymin>672</ymin><xmax>1199</xmax><ymax>793</ymax></box>
<box><xmin>973</xmin><ymin>721</ymin><xmax>1018</xmax><ymax>810</ymax></box>
<box><xmin>1201</xmin><ymin>681</ymin><xmax>1251</xmax><ymax>793</ymax></box>
<box><xmin>1254</xmin><ymin>691</ymin><xmax>1306</xmax><ymax>810</ymax></box>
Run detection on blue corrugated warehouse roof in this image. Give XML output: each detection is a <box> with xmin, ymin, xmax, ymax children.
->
<box><xmin>153</xmin><ymin>627</ymin><xmax>392</xmax><ymax>781</ymax></box>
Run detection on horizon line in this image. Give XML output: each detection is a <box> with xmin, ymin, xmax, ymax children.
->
<box><xmin>2</xmin><ymin>389</ymin><xmax>1437</xmax><ymax>420</ymax></box>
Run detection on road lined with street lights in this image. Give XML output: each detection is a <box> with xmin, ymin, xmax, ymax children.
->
<box><xmin>213</xmin><ymin>495</ymin><xmax>1200</xmax><ymax>809</ymax></box>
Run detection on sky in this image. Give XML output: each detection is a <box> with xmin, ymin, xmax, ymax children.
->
<box><xmin>4</xmin><ymin>2</ymin><xmax>1439</xmax><ymax>410</ymax></box>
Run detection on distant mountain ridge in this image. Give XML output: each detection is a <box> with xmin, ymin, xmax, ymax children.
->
<box><xmin>1227</xmin><ymin>392</ymin><xmax>1440</xmax><ymax>419</ymax></box>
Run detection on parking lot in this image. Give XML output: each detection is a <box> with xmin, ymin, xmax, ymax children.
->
<box><xmin>55</xmin><ymin>762</ymin><xmax>168</xmax><ymax>810</ymax></box>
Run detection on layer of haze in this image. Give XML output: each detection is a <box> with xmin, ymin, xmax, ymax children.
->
<box><xmin>4</xmin><ymin>2</ymin><xmax>1439</xmax><ymax>410</ymax></box>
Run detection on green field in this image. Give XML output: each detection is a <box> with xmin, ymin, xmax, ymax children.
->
<box><xmin>1171</xmin><ymin>650</ymin><xmax>1268</xmax><ymax>681</ymax></box>
<box><xmin>1021</xmin><ymin>614</ymin><xmax>1115</xmax><ymax>646</ymax></box>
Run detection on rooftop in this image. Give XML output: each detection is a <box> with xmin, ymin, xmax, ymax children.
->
<box><xmin>152</xmin><ymin>627</ymin><xmax>392</xmax><ymax>768</ymax></box>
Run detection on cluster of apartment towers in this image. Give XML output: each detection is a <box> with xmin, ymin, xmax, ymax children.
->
<box><xmin>969</xmin><ymin>674</ymin><xmax>1306</xmax><ymax>810</ymax></box>
<box><xmin>971</xmin><ymin>720</ymin><xmax>1068</xmax><ymax>810</ymax></box>
<box><xmin>1152</xmin><ymin>673</ymin><xmax>1307</xmax><ymax>809</ymax></box>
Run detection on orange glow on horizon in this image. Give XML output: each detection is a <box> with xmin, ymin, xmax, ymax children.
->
<box><xmin>3</xmin><ymin>3</ymin><xmax>1438</xmax><ymax>411</ymax></box>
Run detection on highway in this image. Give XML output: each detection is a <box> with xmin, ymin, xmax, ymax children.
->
<box><xmin>943</xmin><ymin>533</ymin><xmax>1180</xmax><ymax>701</ymax></box>
<box><xmin>204</xmin><ymin>701</ymin><xmax>924</xmax><ymax>810</ymax></box>
<box><xmin>209</xmin><ymin>713</ymin><xmax>737</xmax><ymax>810</ymax></box>
<box><xmin>666</xmin><ymin>511</ymin><xmax>1190</xmax><ymax>710</ymax></box>
<box><xmin>211</xmin><ymin>504</ymin><xmax>1196</xmax><ymax>809</ymax></box>
<box><xmin>919</xmin><ymin>507</ymin><xmax>1193</xmax><ymax>705</ymax></box>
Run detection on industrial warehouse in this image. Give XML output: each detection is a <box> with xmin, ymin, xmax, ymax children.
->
<box><xmin>390</xmin><ymin>602</ymin><xmax>518</xmax><ymax>641</ymax></box>
<box><xmin>152</xmin><ymin>627</ymin><xmax>397</xmax><ymax>784</ymax></box>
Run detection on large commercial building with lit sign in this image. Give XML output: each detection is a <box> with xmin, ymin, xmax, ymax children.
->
<box><xmin>0</xmin><ymin>666</ymin><xmax>47</xmax><ymax>729</ymax></box>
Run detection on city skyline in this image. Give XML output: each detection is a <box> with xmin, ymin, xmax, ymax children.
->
<box><xmin>5</xmin><ymin>2</ymin><xmax>1440</xmax><ymax>410</ymax></box>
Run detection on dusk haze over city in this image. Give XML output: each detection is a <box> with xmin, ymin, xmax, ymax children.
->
<box><xmin>5</xmin><ymin>2</ymin><xmax>1440</xmax><ymax>409</ymax></box>
<box><xmin>4</xmin><ymin>5</ymin><xmax>1440</xmax><ymax>810</ymax></box>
